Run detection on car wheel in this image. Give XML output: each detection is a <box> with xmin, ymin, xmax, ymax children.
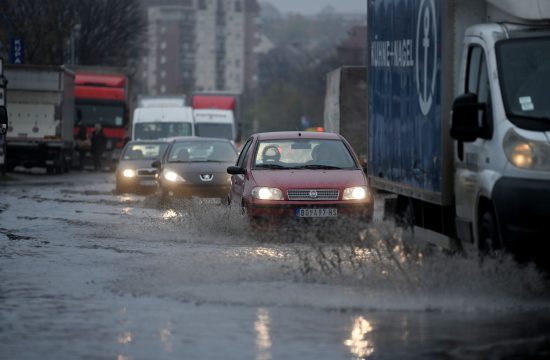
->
<box><xmin>478</xmin><ymin>209</ymin><xmax>502</xmax><ymax>258</ymax></box>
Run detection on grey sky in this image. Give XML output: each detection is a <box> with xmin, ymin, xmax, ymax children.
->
<box><xmin>265</xmin><ymin>0</ymin><xmax>367</xmax><ymax>15</ymax></box>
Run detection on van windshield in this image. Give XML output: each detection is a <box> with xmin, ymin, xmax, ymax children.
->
<box><xmin>134</xmin><ymin>122</ymin><xmax>192</xmax><ymax>140</ymax></box>
<box><xmin>497</xmin><ymin>36</ymin><xmax>550</xmax><ymax>129</ymax></box>
<box><xmin>194</xmin><ymin>123</ymin><xmax>233</xmax><ymax>140</ymax></box>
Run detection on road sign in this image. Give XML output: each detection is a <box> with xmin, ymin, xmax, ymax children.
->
<box><xmin>9</xmin><ymin>38</ymin><xmax>24</xmax><ymax>64</ymax></box>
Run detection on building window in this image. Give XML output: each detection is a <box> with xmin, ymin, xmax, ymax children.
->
<box><xmin>198</xmin><ymin>0</ymin><xmax>207</xmax><ymax>10</ymax></box>
<box><xmin>235</xmin><ymin>0</ymin><xmax>242</xmax><ymax>12</ymax></box>
<box><xmin>160</xmin><ymin>70</ymin><xmax>166</xmax><ymax>79</ymax></box>
<box><xmin>160</xmin><ymin>56</ymin><xmax>167</xmax><ymax>64</ymax></box>
<box><xmin>160</xmin><ymin>41</ymin><xmax>167</xmax><ymax>50</ymax></box>
<box><xmin>160</xmin><ymin>85</ymin><xmax>167</xmax><ymax>94</ymax></box>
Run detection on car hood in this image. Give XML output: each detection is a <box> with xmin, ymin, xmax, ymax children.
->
<box><xmin>250</xmin><ymin>169</ymin><xmax>367</xmax><ymax>189</ymax></box>
<box><xmin>117</xmin><ymin>159</ymin><xmax>158</xmax><ymax>170</ymax></box>
<box><xmin>164</xmin><ymin>161</ymin><xmax>232</xmax><ymax>174</ymax></box>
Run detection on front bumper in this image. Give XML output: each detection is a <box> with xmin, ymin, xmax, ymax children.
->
<box><xmin>117</xmin><ymin>174</ymin><xmax>157</xmax><ymax>189</ymax></box>
<box><xmin>161</xmin><ymin>182</ymin><xmax>231</xmax><ymax>198</ymax></box>
<box><xmin>492</xmin><ymin>177</ymin><xmax>550</xmax><ymax>251</ymax></box>
<box><xmin>245</xmin><ymin>200</ymin><xmax>374</xmax><ymax>221</ymax></box>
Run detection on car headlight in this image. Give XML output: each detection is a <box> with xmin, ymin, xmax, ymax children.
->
<box><xmin>163</xmin><ymin>170</ymin><xmax>185</xmax><ymax>182</ymax></box>
<box><xmin>343</xmin><ymin>186</ymin><xmax>370</xmax><ymax>200</ymax></box>
<box><xmin>503</xmin><ymin>129</ymin><xmax>550</xmax><ymax>171</ymax></box>
<box><xmin>251</xmin><ymin>187</ymin><xmax>283</xmax><ymax>200</ymax></box>
<box><xmin>122</xmin><ymin>169</ymin><xmax>136</xmax><ymax>178</ymax></box>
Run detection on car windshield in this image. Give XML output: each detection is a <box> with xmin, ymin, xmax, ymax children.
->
<box><xmin>122</xmin><ymin>143</ymin><xmax>168</xmax><ymax>160</ymax></box>
<box><xmin>167</xmin><ymin>140</ymin><xmax>237</xmax><ymax>163</ymax></box>
<box><xmin>194</xmin><ymin>123</ymin><xmax>233</xmax><ymax>140</ymax></box>
<box><xmin>253</xmin><ymin>139</ymin><xmax>357</xmax><ymax>169</ymax></box>
<box><xmin>134</xmin><ymin>122</ymin><xmax>193</xmax><ymax>140</ymax></box>
<box><xmin>497</xmin><ymin>36</ymin><xmax>550</xmax><ymax>125</ymax></box>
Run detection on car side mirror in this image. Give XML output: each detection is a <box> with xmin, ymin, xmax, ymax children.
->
<box><xmin>151</xmin><ymin>159</ymin><xmax>161</xmax><ymax>168</ymax></box>
<box><xmin>0</xmin><ymin>106</ymin><xmax>8</xmax><ymax>136</ymax></box>
<box><xmin>450</xmin><ymin>93</ymin><xmax>485</xmax><ymax>142</ymax></box>
<box><xmin>227</xmin><ymin>166</ymin><xmax>246</xmax><ymax>175</ymax></box>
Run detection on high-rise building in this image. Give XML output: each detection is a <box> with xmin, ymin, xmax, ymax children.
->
<box><xmin>139</xmin><ymin>0</ymin><xmax>259</xmax><ymax>95</ymax></box>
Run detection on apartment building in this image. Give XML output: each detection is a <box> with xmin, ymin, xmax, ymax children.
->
<box><xmin>140</xmin><ymin>0</ymin><xmax>259</xmax><ymax>95</ymax></box>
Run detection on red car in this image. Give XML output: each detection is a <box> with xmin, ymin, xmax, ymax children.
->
<box><xmin>227</xmin><ymin>131</ymin><xmax>373</xmax><ymax>226</ymax></box>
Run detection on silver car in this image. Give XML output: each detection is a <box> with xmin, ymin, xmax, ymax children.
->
<box><xmin>115</xmin><ymin>140</ymin><xmax>169</xmax><ymax>194</ymax></box>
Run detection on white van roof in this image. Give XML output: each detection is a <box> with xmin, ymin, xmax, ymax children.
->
<box><xmin>134</xmin><ymin>106</ymin><xmax>193</xmax><ymax>123</ymax></box>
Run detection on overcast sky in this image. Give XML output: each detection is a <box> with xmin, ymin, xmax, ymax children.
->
<box><xmin>265</xmin><ymin>0</ymin><xmax>367</xmax><ymax>15</ymax></box>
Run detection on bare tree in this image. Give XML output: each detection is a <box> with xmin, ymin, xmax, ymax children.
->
<box><xmin>0</xmin><ymin>0</ymin><xmax>145</xmax><ymax>67</ymax></box>
<box><xmin>75</xmin><ymin>0</ymin><xmax>145</xmax><ymax>67</ymax></box>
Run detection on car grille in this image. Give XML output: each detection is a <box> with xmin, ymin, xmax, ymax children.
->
<box><xmin>137</xmin><ymin>168</ymin><xmax>157</xmax><ymax>176</ymax></box>
<box><xmin>287</xmin><ymin>189</ymin><xmax>339</xmax><ymax>201</ymax></box>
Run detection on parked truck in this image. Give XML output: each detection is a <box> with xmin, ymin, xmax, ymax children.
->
<box><xmin>368</xmin><ymin>0</ymin><xmax>550</xmax><ymax>263</ymax></box>
<box><xmin>324</xmin><ymin>66</ymin><xmax>368</xmax><ymax>164</ymax></box>
<box><xmin>69</xmin><ymin>66</ymin><xmax>129</xmax><ymax>170</ymax></box>
<box><xmin>4</xmin><ymin>65</ymin><xmax>75</xmax><ymax>174</ymax></box>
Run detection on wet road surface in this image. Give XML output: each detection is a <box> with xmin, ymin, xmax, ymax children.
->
<box><xmin>1</xmin><ymin>171</ymin><xmax>550</xmax><ymax>359</ymax></box>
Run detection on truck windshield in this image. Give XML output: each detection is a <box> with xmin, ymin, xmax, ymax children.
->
<box><xmin>134</xmin><ymin>122</ymin><xmax>192</xmax><ymax>140</ymax></box>
<box><xmin>194</xmin><ymin>123</ymin><xmax>233</xmax><ymax>140</ymax></box>
<box><xmin>497</xmin><ymin>36</ymin><xmax>550</xmax><ymax>129</ymax></box>
<box><xmin>76</xmin><ymin>103</ymin><xmax>125</xmax><ymax>128</ymax></box>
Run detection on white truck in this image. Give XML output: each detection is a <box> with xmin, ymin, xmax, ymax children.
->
<box><xmin>367</xmin><ymin>0</ymin><xmax>550</xmax><ymax>264</ymax></box>
<box><xmin>4</xmin><ymin>65</ymin><xmax>75</xmax><ymax>174</ymax></box>
<box><xmin>131</xmin><ymin>106</ymin><xmax>194</xmax><ymax>141</ymax></box>
<box><xmin>193</xmin><ymin>109</ymin><xmax>236</xmax><ymax>142</ymax></box>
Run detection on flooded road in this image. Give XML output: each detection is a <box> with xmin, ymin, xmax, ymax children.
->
<box><xmin>1</xmin><ymin>171</ymin><xmax>550</xmax><ymax>359</ymax></box>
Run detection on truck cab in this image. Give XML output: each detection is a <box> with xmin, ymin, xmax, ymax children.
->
<box><xmin>451</xmin><ymin>10</ymin><xmax>550</xmax><ymax>255</ymax></box>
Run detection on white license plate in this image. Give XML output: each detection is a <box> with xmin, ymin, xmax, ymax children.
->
<box><xmin>139</xmin><ymin>180</ymin><xmax>157</xmax><ymax>186</ymax></box>
<box><xmin>296</xmin><ymin>208</ymin><xmax>337</xmax><ymax>218</ymax></box>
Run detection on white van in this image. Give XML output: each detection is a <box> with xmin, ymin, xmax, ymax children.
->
<box><xmin>193</xmin><ymin>109</ymin><xmax>236</xmax><ymax>141</ymax></box>
<box><xmin>132</xmin><ymin>106</ymin><xmax>194</xmax><ymax>141</ymax></box>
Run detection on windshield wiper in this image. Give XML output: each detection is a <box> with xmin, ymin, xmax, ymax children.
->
<box><xmin>292</xmin><ymin>164</ymin><xmax>343</xmax><ymax>170</ymax></box>
<box><xmin>254</xmin><ymin>164</ymin><xmax>287</xmax><ymax>169</ymax></box>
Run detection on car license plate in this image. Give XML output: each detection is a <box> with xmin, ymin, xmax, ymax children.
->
<box><xmin>296</xmin><ymin>208</ymin><xmax>337</xmax><ymax>218</ymax></box>
<box><xmin>140</xmin><ymin>180</ymin><xmax>157</xmax><ymax>186</ymax></box>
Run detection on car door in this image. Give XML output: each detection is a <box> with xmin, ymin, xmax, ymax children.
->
<box><xmin>229</xmin><ymin>137</ymin><xmax>253</xmax><ymax>205</ymax></box>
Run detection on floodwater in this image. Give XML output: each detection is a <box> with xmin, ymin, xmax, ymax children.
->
<box><xmin>1</xmin><ymin>171</ymin><xmax>549</xmax><ymax>360</ymax></box>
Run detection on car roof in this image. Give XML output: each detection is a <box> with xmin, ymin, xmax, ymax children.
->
<box><xmin>254</xmin><ymin>131</ymin><xmax>342</xmax><ymax>141</ymax></box>
<box><xmin>125</xmin><ymin>139</ymin><xmax>171</xmax><ymax>146</ymax></box>
<box><xmin>168</xmin><ymin>136</ymin><xmax>234</xmax><ymax>143</ymax></box>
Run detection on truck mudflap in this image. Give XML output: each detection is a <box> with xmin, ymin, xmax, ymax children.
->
<box><xmin>492</xmin><ymin>177</ymin><xmax>550</xmax><ymax>256</ymax></box>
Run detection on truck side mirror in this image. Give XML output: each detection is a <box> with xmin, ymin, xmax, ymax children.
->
<box><xmin>450</xmin><ymin>93</ymin><xmax>484</xmax><ymax>142</ymax></box>
<box><xmin>0</xmin><ymin>106</ymin><xmax>7</xmax><ymax>135</ymax></box>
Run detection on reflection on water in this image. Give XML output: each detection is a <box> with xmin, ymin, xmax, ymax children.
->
<box><xmin>254</xmin><ymin>247</ymin><xmax>286</xmax><ymax>259</ymax></box>
<box><xmin>162</xmin><ymin>209</ymin><xmax>179</xmax><ymax>219</ymax></box>
<box><xmin>118</xmin><ymin>331</ymin><xmax>133</xmax><ymax>345</ymax></box>
<box><xmin>160</xmin><ymin>321</ymin><xmax>173</xmax><ymax>353</ymax></box>
<box><xmin>344</xmin><ymin>316</ymin><xmax>374</xmax><ymax>359</ymax></box>
<box><xmin>255</xmin><ymin>308</ymin><xmax>272</xmax><ymax>360</ymax></box>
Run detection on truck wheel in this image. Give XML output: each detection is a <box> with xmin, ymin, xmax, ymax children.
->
<box><xmin>478</xmin><ymin>209</ymin><xmax>502</xmax><ymax>257</ymax></box>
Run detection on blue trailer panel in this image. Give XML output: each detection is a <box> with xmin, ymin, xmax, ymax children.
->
<box><xmin>368</xmin><ymin>0</ymin><xmax>443</xmax><ymax>197</ymax></box>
